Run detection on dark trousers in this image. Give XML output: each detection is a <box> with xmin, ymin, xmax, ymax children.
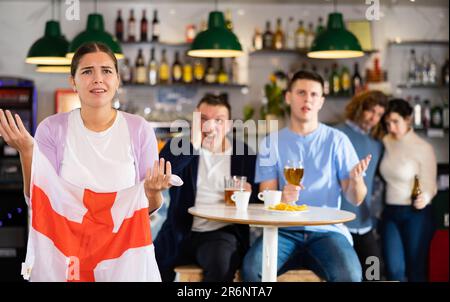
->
<box><xmin>351</xmin><ymin>230</ymin><xmax>384</xmax><ymax>281</ymax></box>
<box><xmin>381</xmin><ymin>205</ymin><xmax>434</xmax><ymax>282</ymax></box>
<box><xmin>162</xmin><ymin>225</ymin><xmax>245</xmax><ymax>282</ymax></box>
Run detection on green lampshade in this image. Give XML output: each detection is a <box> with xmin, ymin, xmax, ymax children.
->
<box><xmin>26</xmin><ymin>20</ymin><xmax>71</xmax><ymax>65</ymax></box>
<box><xmin>188</xmin><ymin>11</ymin><xmax>243</xmax><ymax>58</ymax></box>
<box><xmin>67</xmin><ymin>13</ymin><xmax>123</xmax><ymax>59</ymax></box>
<box><xmin>308</xmin><ymin>13</ymin><xmax>364</xmax><ymax>59</ymax></box>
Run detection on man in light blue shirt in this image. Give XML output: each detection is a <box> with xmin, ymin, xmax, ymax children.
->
<box><xmin>241</xmin><ymin>70</ymin><xmax>371</xmax><ymax>282</ymax></box>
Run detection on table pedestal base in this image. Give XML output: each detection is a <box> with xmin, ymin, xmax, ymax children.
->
<box><xmin>262</xmin><ymin>226</ymin><xmax>278</xmax><ymax>282</ymax></box>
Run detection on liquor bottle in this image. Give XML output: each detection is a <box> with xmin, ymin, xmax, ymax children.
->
<box><xmin>316</xmin><ymin>17</ymin><xmax>325</xmax><ymax>36</ymax></box>
<box><xmin>422</xmin><ymin>99</ymin><xmax>431</xmax><ymax>129</ymax></box>
<box><xmin>273</xmin><ymin>18</ymin><xmax>284</xmax><ymax>50</ymax></box>
<box><xmin>140</xmin><ymin>9</ymin><xmax>148</xmax><ymax>42</ymax></box>
<box><xmin>225</xmin><ymin>9</ymin><xmax>233</xmax><ymax>31</ymax></box>
<box><xmin>115</xmin><ymin>9</ymin><xmax>124</xmax><ymax>42</ymax></box>
<box><xmin>443</xmin><ymin>99</ymin><xmax>449</xmax><ymax>129</ymax></box>
<box><xmin>159</xmin><ymin>49</ymin><xmax>170</xmax><ymax>84</ymax></box>
<box><xmin>352</xmin><ymin>62</ymin><xmax>363</xmax><ymax>96</ymax></box>
<box><xmin>411</xmin><ymin>175</ymin><xmax>422</xmax><ymax>209</ymax></box>
<box><xmin>340</xmin><ymin>66</ymin><xmax>351</xmax><ymax>96</ymax></box>
<box><xmin>413</xmin><ymin>95</ymin><xmax>423</xmax><ymax>129</ymax></box>
<box><xmin>252</xmin><ymin>27</ymin><xmax>263</xmax><ymax>51</ymax></box>
<box><xmin>151</xmin><ymin>9</ymin><xmax>160</xmax><ymax>42</ymax></box>
<box><xmin>193</xmin><ymin>59</ymin><xmax>205</xmax><ymax>83</ymax></box>
<box><xmin>330</xmin><ymin>64</ymin><xmax>340</xmax><ymax>96</ymax></box>
<box><xmin>182</xmin><ymin>56</ymin><xmax>193</xmax><ymax>84</ymax></box>
<box><xmin>204</xmin><ymin>58</ymin><xmax>217</xmax><ymax>84</ymax></box>
<box><xmin>442</xmin><ymin>58</ymin><xmax>449</xmax><ymax>86</ymax></box>
<box><xmin>127</xmin><ymin>9</ymin><xmax>136</xmax><ymax>42</ymax></box>
<box><xmin>262</xmin><ymin>21</ymin><xmax>274</xmax><ymax>49</ymax></box>
<box><xmin>171</xmin><ymin>51</ymin><xmax>183</xmax><ymax>83</ymax></box>
<box><xmin>323</xmin><ymin>67</ymin><xmax>330</xmax><ymax>96</ymax></box>
<box><xmin>217</xmin><ymin>59</ymin><xmax>229</xmax><ymax>84</ymax></box>
<box><xmin>421</xmin><ymin>53</ymin><xmax>430</xmax><ymax>85</ymax></box>
<box><xmin>120</xmin><ymin>57</ymin><xmax>132</xmax><ymax>84</ymax></box>
<box><xmin>295</xmin><ymin>20</ymin><xmax>306</xmax><ymax>50</ymax></box>
<box><xmin>306</xmin><ymin>22</ymin><xmax>315</xmax><ymax>49</ymax></box>
<box><xmin>407</xmin><ymin>49</ymin><xmax>418</xmax><ymax>85</ymax></box>
<box><xmin>431</xmin><ymin>104</ymin><xmax>443</xmax><ymax>129</ymax></box>
<box><xmin>147</xmin><ymin>47</ymin><xmax>158</xmax><ymax>86</ymax></box>
<box><xmin>285</xmin><ymin>17</ymin><xmax>295</xmax><ymax>50</ymax></box>
<box><xmin>135</xmin><ymin>48</ymin><xmax>146</xmax><ymax>84</ymax></box>
<box><xmin>428</xmin><ymin>54</ymin><xmax>437</xmax><ymax>84</ymax></box>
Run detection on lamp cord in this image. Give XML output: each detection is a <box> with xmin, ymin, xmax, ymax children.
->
<box><xmin>94</xmin><ymin>0</ymin><xmax>98</xmax><ymax>13</ymax></box>
<box><xmin>51</xmin><ymin>0</ymin><xmax>55</xmax><ymax>20</ymax></box>
<box><xmin>215</xmin><ymin>0</ymin><xmax>218</xmax><ymax>11</ymax></box>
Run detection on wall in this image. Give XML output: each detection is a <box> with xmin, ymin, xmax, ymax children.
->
<box><xmin>0</xmin><ymin>0</ymin><xmax>448</xmax><ymax>162</ymax></box>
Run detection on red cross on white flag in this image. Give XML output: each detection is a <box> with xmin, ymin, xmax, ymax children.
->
<box><xmin>22</xmin><ymin>145</ymin><xmax>161</xmax><ymax>282</ymax></box>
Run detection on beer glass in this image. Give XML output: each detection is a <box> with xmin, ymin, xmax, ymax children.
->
<box><xmin>284</xmin><ymin>159</ymin><xmax>304</xmax><ymax>203</ymax></box>
<box><xmin>224</xmin><ymin>175</ymin><xmax>247</xmax><ymax>206</ymax></box>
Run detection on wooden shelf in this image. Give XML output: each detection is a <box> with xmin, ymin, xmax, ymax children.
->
<box><xmin>388</xmin><ymin>40</ymin><xmax>449</xmax><ymax>46</ymax></box>
<box><xmin>123</xmin><ymin>83</ymin><xmax>248</xmax><ymax>89</ymax></box>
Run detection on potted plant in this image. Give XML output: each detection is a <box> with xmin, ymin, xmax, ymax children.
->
<box><xmin>260</xmin><ymin>71</ymin><xmax>288</xmax><ymax>132</ymax></box>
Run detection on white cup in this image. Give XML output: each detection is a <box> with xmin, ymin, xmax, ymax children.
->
<box><xmin>231</xmin><ymin>191</ymin><xmax>251</xmax><ymax>212</ymax></box>
<box><xmin>258</xmin><ymin>190</ymin><xmax>282</xmax><ymax>208</ymax></box>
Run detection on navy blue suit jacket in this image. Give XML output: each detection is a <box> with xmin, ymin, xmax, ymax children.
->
<box><xmin>154</xmin><ymin>137</ymin><xmax>259</xmax><ymax>275</ymax></box>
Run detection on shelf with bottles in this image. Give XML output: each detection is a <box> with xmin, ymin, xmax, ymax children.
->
<box><xmin>388</xmin><ymin>39</ymin><xmax>449</xmax><ymax>47</ymax></box>
<box><xmin>114</xmin><ymin>7</ymin><xmax>202</xmax><ymax>49</ymax></box>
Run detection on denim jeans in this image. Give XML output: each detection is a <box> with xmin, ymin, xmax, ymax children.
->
<box><xmin>381</xmin><ymin>205</ymin><xmax>434</xmax><ymax>282</ymax></box>
<box><xmin>241</xmin><ymin>229</ymin><xmax>362</xmax><ymax>282</ymax></box>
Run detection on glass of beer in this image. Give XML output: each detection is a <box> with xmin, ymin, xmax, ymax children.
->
<box><xmin>224</xmin><ymin>175</ymin><xmax>247</xmax><ymax>206</ymax></box>
<box><xmin>284</xmin><ymin>160</ymin><xmax>304</xmax><ymax>202</ymax></box>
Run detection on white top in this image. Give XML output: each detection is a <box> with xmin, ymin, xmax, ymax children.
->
<box><xmin>191</xmin><ymin>147</ymin><xmax>232</xmax><ymax>232</ymax></box>
<box><xmin>61</xmin><ymin>109</ymin><xmax>136</xmax><ymax>192</ymax></box>
<box><xmin>380</xmin><ymin>129</ymin><xmax>437</xmax><ymax>206</ymax></box>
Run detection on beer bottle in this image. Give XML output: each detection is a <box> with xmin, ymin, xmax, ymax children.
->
<box><xmin>411</xmin><ymin>175</ymin><xmax>422</xmax><ymax>209</ymax></box>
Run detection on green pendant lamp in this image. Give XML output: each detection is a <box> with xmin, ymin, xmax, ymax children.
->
<box><xmin>66</xmin><ymin>1</ymin><xmax>123</xmax><ymax>59</ymax></box>
<box><xmin>26</xmin><ymin>1</ymin><xmax>70</xmax><ymax>65</ymax></box>
<box><xmin>308</xmin><ymin>1</ymin><xmax>363</xmax><ymax>59</ymax></box>
<box><xmin>188</xmin><ymin>9</ymin><xmax>243</xmax><ymax>58</ymax></box>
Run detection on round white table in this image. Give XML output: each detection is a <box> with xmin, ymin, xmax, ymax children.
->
<box><xmin>188</xmin><ymin>204</ymin><xmax>356</xmax><ymax>282</ymax></box>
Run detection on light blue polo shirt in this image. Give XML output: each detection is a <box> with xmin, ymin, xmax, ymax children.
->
<box><xmin>255</xmin><ymin>124</ymin><xmax>360</xmax><ymax>244</ymax></box>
